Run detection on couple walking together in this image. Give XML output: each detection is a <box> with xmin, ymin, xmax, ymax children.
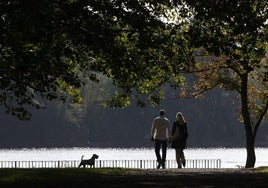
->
<box><xmin>150</xmin><ymin>110</ymin><xmax>188</xmax><ymax>169</ymax></box>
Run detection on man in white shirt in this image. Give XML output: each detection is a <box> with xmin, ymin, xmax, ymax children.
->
<box><xmin>150</xmin><ymin>109</ymin><xmax>171</xmax><ymax>169</ymax></box>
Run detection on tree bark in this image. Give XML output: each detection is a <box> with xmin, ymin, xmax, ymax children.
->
<box><xmin>241</xmin><ymin>73</ymin><xmax>256</xmax><ymax>168</ymax></box>
<box><xmin>245</xmin><ymin>125</ymin><xmax>256</xmax><ymax>168</ymax></box>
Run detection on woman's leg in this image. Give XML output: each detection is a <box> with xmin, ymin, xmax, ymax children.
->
<box><xmin>175</xmin><ymin>148</ymin><xmax>181</xmax><ymax>168</ymax></box>
<box><xmin>176</xmin><ymin>148</ymin><xmax>186</xmax><ymax>168</ymax></box>
<box><xmin>181</xmin><ymin>149</ymin><xmax>186</xmax><ymax>167</ymax></box>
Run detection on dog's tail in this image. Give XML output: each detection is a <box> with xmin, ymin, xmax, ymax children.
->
<box><xmin>81</xmin><ymin>155</ymin><xmax>84</xmax><ymax>161</ymax></box>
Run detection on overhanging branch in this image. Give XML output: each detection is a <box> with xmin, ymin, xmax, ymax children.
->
<box><xmin>253</xmin><ymin>99</ymin><xmax>268</xmax><ymax>138</ymax></box>
<box><xmin>189</xmin><ymin>81</ymin><xmax>221</xmax><ymax>98</ymax></box>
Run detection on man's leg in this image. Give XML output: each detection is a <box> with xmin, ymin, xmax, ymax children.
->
<box><xmin>161</xmin><ymin>140</ymin><xmax>167</xmax><ymax>169</ymax></box>
<box><xmin>155</xmin><ymin>140</ymin><xmax>161</xmax><ymax>169</ymax></box>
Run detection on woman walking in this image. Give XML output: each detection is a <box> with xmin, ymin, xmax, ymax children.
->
<box><xmin>170</xmin><ymin>112</ymin><xmax>188</xmax><ymax>168</ymax></box>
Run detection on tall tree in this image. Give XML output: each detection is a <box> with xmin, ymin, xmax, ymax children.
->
<box><xmin>0</xmin><ymin>0</ymin><xmax>189</xmax><ymax>120</ymax></box>
<box><xmin>180</xmin><ymin>0</ymin><xmax>268</xmax><ymax>168</ymax></box>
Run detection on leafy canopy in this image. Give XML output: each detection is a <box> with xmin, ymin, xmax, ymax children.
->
<box><xmin>0</xmin><ymin>0</ymin><xmax>190</xmax><ymax>120</ymax></box>
<box><xmin>180</xmin><ymin>0</ymin><xmax>268</xmax><ymax>125</ymax></box>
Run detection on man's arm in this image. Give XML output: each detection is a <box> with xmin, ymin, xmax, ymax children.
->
<box><xmin>167</xmin><ymin>120</ymin><xmax>171</xmax><ymax>141</ymax></box>
<box><xmin>150</xmin><ymin>119</ymin><xmax>156</xmax><ymax>141</ymax></box>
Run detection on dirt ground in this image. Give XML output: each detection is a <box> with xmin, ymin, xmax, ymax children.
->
<box><xmin>93</xmin><ymin>168</ymin><xmax>268</xmax><ymax>188</ymax></box>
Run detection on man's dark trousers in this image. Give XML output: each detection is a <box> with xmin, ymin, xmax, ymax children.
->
<box><xmin>155</xmin><ymin>139</ymin><xmax>167</xmax><ymax>168</ymax></box>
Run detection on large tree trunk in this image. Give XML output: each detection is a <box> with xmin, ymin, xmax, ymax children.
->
<box><xmin>241</xmin><ymin>73</ymin><xmax>256</xmax><ymax>168</ymax></box>
<box><xmin>245</xmin><ymin>125</ymin><xmax>256</xmax><ymax>168</ymax></box>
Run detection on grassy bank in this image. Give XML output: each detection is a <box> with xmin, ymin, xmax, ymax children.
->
<box><xmin>0</xmin><ymin>168</ymin><xmax>135</xmax><ymax>187</ymax></box>
<box><xmin>0</xmin><ymin>167</ymin><xmax>267</xmax><ymax>187</ymax></box>
<box><xmin>258</xmin><ymin>166</ymin><xmax>268</xmax><ymax>173</ymax></box>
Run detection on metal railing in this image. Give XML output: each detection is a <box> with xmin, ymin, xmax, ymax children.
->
<box><xmin>0</xmin><ymin>159</ymin><xmax>221</xmax><ymax>169</ymax></box>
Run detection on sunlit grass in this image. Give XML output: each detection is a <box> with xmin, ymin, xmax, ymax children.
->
<box><xmin>257</xmin><ymin>166</ymin><xmax>268</xmax><ymax>173</ymax></box>
<box><xmin>0</xmin><ymin>168</ymin><xmax>138</xmax><ymax>187</ymax></box>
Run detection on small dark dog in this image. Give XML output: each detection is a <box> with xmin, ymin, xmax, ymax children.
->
<box><xmin>78</xmin><ymin>154</ymin><xmax>99</xmax><ymax>168</ymax></box>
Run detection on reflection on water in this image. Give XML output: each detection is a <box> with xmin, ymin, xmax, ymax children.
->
<box><xmin>0</xmin><ymin>147</ymin><xmax>267</xmax><ymax>168</ymax></box>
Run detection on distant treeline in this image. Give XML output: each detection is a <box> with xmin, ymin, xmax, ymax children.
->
<box><xmin>0</xmin><ymin>82</ymin><xmax>267</xmax><ymax>148</ymax></box>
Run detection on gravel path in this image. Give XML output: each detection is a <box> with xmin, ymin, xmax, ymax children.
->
<box><xmin>102</xmin><ymin>168</ymin><xmax>268</xmax><ymax>188</ymax></box>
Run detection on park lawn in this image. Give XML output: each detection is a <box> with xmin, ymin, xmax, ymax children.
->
<box><xmin>0</xmin><ymin>167</ymin><xmax>268</xmax><ymax>187</ymax></box>
<box><xmin>0</xmin><ymin>168</ymin><xmax>137</xmax><ymax>187</ymax></box>
<box><xmin>258</xmin><ymin>166</ymin><xmax>268</xmax><ymax>173</ymax></box>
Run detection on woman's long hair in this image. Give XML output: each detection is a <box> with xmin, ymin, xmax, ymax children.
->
<box><xmin>176</xmin><ymin>112</ymin><xmax>185</xmax><ymax>124</ymax></box>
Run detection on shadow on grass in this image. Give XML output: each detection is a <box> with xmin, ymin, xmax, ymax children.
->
<box><xmin>0</xmin><ymin>167</ymin><xmax>268</xmax><ymax>188</ymax></box>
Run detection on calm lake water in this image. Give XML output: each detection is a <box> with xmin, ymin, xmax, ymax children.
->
<box><xmin>0</xmin><ymin>147</ymin><xmax>267</xmax><ymax>168</ymax></box>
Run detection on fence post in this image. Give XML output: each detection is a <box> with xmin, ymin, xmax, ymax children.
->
<box><xmin>217</xmin><ymin>159</ymin><xmax>221</xmax><ymax>168</ymax></box>
<box><xmin>0</xmin><ymin>159</ymin><xmax>221</xmax><ymax>169</ymax></box>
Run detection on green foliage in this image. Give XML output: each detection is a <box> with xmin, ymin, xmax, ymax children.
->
<box><xmin>179</xmin><ymin>0</ymin><xmax>268</xmax><ymax>167</ymax></box>
<box><xmin>0</xmin><ymin>0</ymin><xmax>86</xmax><ymax>120</ymax></box>
<box><xmin>181</xmin><ymin>0</ymin><xmax>268</xmax><ymax>124</ymax></box>
<box><xmin>0</xmin><ymin>0</ymin><xmax>189</xmax><ymax>120</ymax></box>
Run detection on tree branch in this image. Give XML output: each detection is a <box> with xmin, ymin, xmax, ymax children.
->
<box><xmin>189</xmin><ymin>81</ymin><xmax>221</xmax><ymax>98</ymax></box>
<box><xmin>0</xmin><ymin>75</ymin><xmax>50</xmax><ymax>94</ymax></box>
<box><xmin>253</xmin><ymin>99</ymin><xmax>268</xmax><ymax>138</ymax></box>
